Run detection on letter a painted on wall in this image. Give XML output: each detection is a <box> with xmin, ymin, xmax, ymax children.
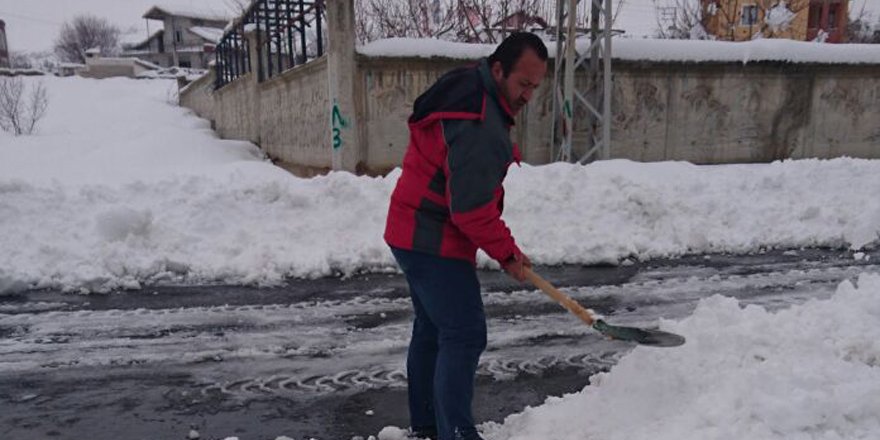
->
<box><xmin>331</xmin><ymin>100</ymin><xmax>349</xmax><ymax>150</ymax></box>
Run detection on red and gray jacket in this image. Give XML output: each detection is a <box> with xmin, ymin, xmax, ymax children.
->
<box><xmin>384</xmin><ymin>59</ymin><xmax>523</xmax><ymax>265</ymax></box>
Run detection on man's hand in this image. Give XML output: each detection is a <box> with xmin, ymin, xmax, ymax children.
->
<box><xmin>502</xmin><ymin>252</ymin><xmax>532</xmax><ymax>283</ymax></box>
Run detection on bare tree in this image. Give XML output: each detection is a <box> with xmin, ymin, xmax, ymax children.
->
<box><xmin>655</xmin><ymin>0</ymin><xmax>708</xmax><ymax>39</ymax></box>
<box><xmin>355</xmin><ymin>0</ymin><xmax>553</xmax><ymax>44</ymax></box>
<box><xmin>356</xmin><ymin>0</ymin><xmax>457</xmax><ymax>42</ymax></box>
<box><xmin>455</xmin><ymin>0</ymin><xmax>550</xmax><ymax>43</ymax></box>
<box><xmin>0</xmin><ymin>78</ymin><xmax>49</xmax><ymax>136</ymax></box>
<box><xmin>54</xmin><ymin>15</ymin><xmax>121</xmax><ymax>64</ymax></box>
<box><xmin>8</xmin><ymin>52</ymin><xmax>33</xmax><ymax>69</ymax></box>
<box><xmin>846</xmin><ymin>4</ymin><xmax>880</xmax><ymax>43</ymax></box>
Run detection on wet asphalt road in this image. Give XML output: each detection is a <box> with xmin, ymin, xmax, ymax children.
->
<box><xmin>0</xmin><ymin>248</ymin><xmax>877</xmax><ymax>440</ymax></box>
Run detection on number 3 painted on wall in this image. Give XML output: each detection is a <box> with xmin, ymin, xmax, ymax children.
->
<box><xmin>331</xmin><ymin>101</ymin><xmax>348</xmax><ymax>150</ymax></box>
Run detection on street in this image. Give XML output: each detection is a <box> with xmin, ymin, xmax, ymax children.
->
<box><xmin>1</xmin><ymin>248</ymin><xmax>876</xmax><ymax>440</ymax></box>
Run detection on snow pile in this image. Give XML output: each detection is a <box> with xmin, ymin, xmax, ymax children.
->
<box><xmin>2</xmin><ymin>77</ymin><xmax>880</xmax><ymax>294</ymax></box>
<box><xmin>358</xmin><ymin>38</ymin><xmax>495</xmax><ymax>60</ymax></box>
<box><xmin>470</xmin><ymin>272</ymin><xmax>880</xmax><ymax>440</ymax></box>
<box><xmin>505</xmin><ymin>160</ymin><xmax>880</xmax><ymax>266</ymax></box>
<box><xmin>766</xmin><ymin>1</ymin><xmax>797</xmax><ymax>32</ymax></box>
<box><xmin>358</xmin><ymin>37</ymin><xmax>880</xmax><ymax>64</ymax></box>
<box><xmin>137</xmin><ymin>66</ymin><xmax>208</xmax><ymax>81</ymax></box>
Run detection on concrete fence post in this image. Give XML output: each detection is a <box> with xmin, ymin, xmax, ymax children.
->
<box><xmin>325</xmin><ymin>0</ymin><xmax>363</xmax><ymax>172</ymax></box>
<box><xmin>243</xmin><ymin>26</ymin><xmax>262</xmax><ymax>83</ymax></box>
<box><xmin>239</xmin><ymin>26</ymin><xmax>264</xmax><ymax>145</ymax></box>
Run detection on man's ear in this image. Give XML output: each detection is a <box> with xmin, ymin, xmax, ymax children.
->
<box><xmin>490</xmin><ymin>61</ymin><xmax>504</xmax><ymax>82</ymax></box>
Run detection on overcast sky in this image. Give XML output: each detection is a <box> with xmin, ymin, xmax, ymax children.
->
<box><xmin>1</xmin><ymin>0</ymin><xmax>878</xmax><ymax>53</ymax></box>
<box><xmin>0</xmin><ymin>0</ymin><xmax>236</xmax><ymax>53</ymax></box>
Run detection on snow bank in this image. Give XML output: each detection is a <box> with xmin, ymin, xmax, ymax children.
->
<box><xmin>505</xmin><ymin>160</ymin><xmax>880</xmax><ymax>266</ymax></box>
<box><xmin>465</xmin><ymin>272</ymin><xmax>880</xmax><ymax>440</ymax></box>
<box><xmin>1</xmin><ymin>77</ymin><xmax>880</xmax><ymax>294</ymax></box>
<box><xmin>358</xmin><ymin>37</ymin><xmax>880</xmax><ymax>64</ymax></box>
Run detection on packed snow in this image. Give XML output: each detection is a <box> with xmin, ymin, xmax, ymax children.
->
<box><xmin>375</xmin><ymin>272</ymin><xmax>880</xmax><ymax>440</ymax></box>
<box><xmin>359</xmin><ymin>37</ymin><xmax>880</xmax><ymax>64</ymax></box>
<box><xmin>2</xmin><ymin>76</ymin><xmax>880</xmax><ymax>294</ymax></box>
<box><xmin>766</xmin><ymin>1</ymin><xmax>797</xmax><ymax>32</ymax></box>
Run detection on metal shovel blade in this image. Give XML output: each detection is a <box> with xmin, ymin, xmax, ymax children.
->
<box><xmin>592</xmin><ymin>319</ymin><xmax>686</xmax><ymax>347</ymax></box>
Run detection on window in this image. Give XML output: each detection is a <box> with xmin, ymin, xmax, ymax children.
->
<box><xmin>827</xmin><ymin>5</ymin><xmax>839</xmax><ymax>29</ymax></box>
<box><xmin>192</xmin><ymin>19</ymin><xmax>204</xmax><ymax>26</ymax></box>
<box><xmin>179</xmin><ymin>60</ymin><xmax>192</xmax><ymax>68</ymax></box>
<box><xmin>808</xmin><ymin>4</ymin><xmax>822</xmax><ymax>28</ymax></box>
<box><xmin>741</xmin><ymin>5</ymin><xmax>758</xmax><ymax>26</ymax></box>
<box><xmin>175</xmin><ymin>31</ymin><xmax>182</xmax><ymax>43</ymax></box>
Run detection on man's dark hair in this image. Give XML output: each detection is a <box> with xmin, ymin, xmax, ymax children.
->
<box><xmin>487</xmin><ymin>32</ymin><xmax>549</xmax><ymax>77</ymax></box>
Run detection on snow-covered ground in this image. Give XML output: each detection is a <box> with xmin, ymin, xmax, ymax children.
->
<box><xmin>2</xmin><ymin>76</ymin><xmax>880</xmax><ymax>295</ymax></box>
<box><xmin>485</xmin><ymin>272</ymin><xmax>880</xmax><ymax>440</ymax></box>
<box><xmin>2</xmin><ymin>75</ymin><xmax>880</xmax><ymax>440</ymax></box>
<box><xmin>373</xmin><ymin>272</ymin><xmax>880</xmax><ymax>440</ymax></box>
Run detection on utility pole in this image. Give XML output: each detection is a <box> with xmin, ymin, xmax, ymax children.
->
<box><xmin>551</xmin><ymin>0</ymin><xmax>614</xmax><ymax>163</ymax></box>
<box><xmin>171</xmin><ymin>15</ymin><xmax>180</xmax><ymax>67</ymax></box>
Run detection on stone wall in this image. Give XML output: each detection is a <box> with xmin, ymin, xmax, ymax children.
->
<box><xmin>180</xmin><ymin>55</ymin><xmax>880</xmax><ymax>174</ymax></box>
<box><xmin>607</xmin><ymin>61</ymin><xmax>880</xmax><ymax>163</ymax></box>
<box><xmin>257</xmin><ymin>57</ymin><xmax>331</xmax><ymax>173</ymax></box>
<box><xmin>180</xmin><ymin>58</ymin><xmax>332</xmax><ymax>175</ymax></box>
<box><xmin>352</xmin><ymin>57</ymin><xmax>880</xmax><ymax>169</ymax></box>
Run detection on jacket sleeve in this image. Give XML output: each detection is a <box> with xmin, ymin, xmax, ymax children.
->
<box><xmin>442</xmin><ymin>118</ymin><xmax>521</xmax><ymax>263</ymax></box>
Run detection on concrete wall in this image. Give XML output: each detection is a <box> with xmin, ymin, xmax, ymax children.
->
<box><xmin>79</xmin><ymin>58</ymin><xmax>154</xmax><ymax>79</ymax></box>
<box><xmin>183</xmin><ymin>70</ymin><xmax>259</xmax><ymax>142</ymax></box>
<box><xmin>606</xmin><ymin>61</ymin><xmax>880</xmax><ymax>163</ymax></box>
<box><xmin>257</xmin><ymin>57</ymin><xmax>331</xmax><ymax>173</ymax></box>
<box><xmin>180</xmin><ymin>56</ymin><xmax>332</xmax><ymax>174</ymax></box>
<box><xmin>357</xmin><ymin>56</ymin><xmax>555</xmax><ymax>172</ymax></box>
<box><xmin>354</xmin><ymin>57</ymin><xmax>880</xmax><ymax>170</ymax></box>
<box><xmin>180</xmin><ymin>54</ymin><xmax>880</xmax><ymax>174</ymax></box>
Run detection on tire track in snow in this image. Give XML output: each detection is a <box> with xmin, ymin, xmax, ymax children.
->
<box><xmin>0</xmin><ymin>256</ymin><xmax>875</xmax><ymax>400</ymax></box>
<box><xmin>196</xmin><ymin>350</ymin><xmax>624</xmax><ymax>396</ymax></box>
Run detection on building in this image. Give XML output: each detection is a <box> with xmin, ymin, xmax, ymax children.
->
<box><xmin>122</xmin><ymin>5</ymin><xmax>231</xmax><ymax>69</ymax></box>
<box><xmin>701</xmin><ymin>0</ymin><xmax>849</xmax><ymax>42</ymax></box>
<box><xmin>79</xmin><ymin>48</ymin><xmax>159</xmax><ymax>79</ymax></box>
<box><xmin>55</xmin><ymin>62</ymin><xmax>86</xmax><ymax>77</ymax></box>
<box><xmin>0</xmin><ymin>19</ymin><xmax>9</xmax><ymax>68</ymax></box>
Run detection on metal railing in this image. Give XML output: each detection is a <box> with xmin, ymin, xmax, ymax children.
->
<box><xmin>215</xmin><ymin>0</ymin><xmax>325</xmax><ymax>89</ymax></box>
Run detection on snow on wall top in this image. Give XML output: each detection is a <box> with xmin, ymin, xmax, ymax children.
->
<box><xmin>358</xmin><ymin>37</ymin><xmax>880</xmax><ymax>64</ymax></box>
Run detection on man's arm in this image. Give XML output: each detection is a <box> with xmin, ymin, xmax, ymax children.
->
<box><xmin>442</xmin><ymin>119</ymin><xmax>522</xmax><ymax>264</ymax></box>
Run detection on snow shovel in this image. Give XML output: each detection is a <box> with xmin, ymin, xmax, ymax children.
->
<box><xmin>524</xmin><ymin>268</ymin><xmax>685</xmax><ymax>347</ymax></box>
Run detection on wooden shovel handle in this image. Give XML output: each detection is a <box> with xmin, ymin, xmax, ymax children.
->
<box><xmin>524</xmin><ymin>267</ymin><xmax>596</xmax><ymax>326</ymax></box>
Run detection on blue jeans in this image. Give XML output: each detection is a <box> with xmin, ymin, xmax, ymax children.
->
<box><xmin>391</xmin><ymin>247</ymin><xmax>487</xmax><ymax>440</ymax></box>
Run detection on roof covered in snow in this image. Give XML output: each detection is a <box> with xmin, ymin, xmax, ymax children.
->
<box><xmin>143</xmin><ymin>3</ymin><xmax>233</xmax><ymax>22</ymax></box>
<box><xmin>122</xmin><ymin>29</ymin><xmax>164</xmax><ymax>50</ymax></box>
<box><xmin>189</xmin><ymin>26</ymin><xmax>225</xmax><ymax>44</ymax></box>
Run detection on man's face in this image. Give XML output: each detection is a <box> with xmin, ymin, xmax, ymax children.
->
<box><xmin>491</xmin><ymin>49</ymin><xmax>547</xmax><ymax>115</ymax></box>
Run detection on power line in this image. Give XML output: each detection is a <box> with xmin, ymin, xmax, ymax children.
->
<box><xmin>0</xmin><ymin>10</ymin><xmax>64</xmax><ymax>26</ymax></box>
